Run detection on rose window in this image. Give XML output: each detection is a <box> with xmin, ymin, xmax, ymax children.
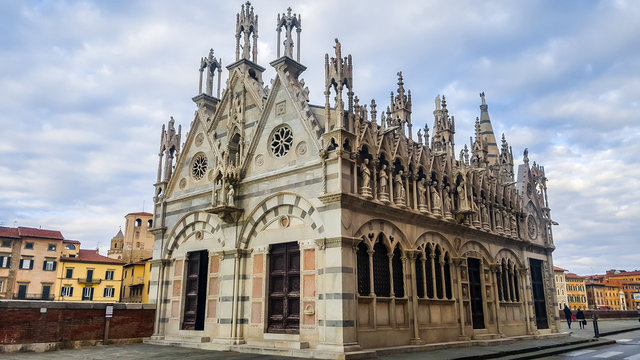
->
<box><xmin>527</xmin><ymin>215</ymin><xmax>538</xmax><ymax>239</ymax></box>
<box><xmin>270</xmin><ymin>126</ymin><xmax>293</xmax><ymax>157</ymax></box>
<box><xmin>191</xmin><ymin>153</ymin><xmax>208</xmax><ymax>180</ymax></box>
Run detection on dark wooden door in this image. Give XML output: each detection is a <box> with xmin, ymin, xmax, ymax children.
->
<box><xmin>268</xmin><ymin>242</ymin><xmax>300</xmax><ymax>333</ymax></box>
<box><xmin>182</xmin><ymin>250</ymin><xmax>209</xmax><ymax>330</ymax></box>
<box><xmin>467</xmin><ymin>258</ymin><xmax>485</xmax><ymax>329</ymax></box>
<box><xmin>530</xmin><ymin>258</ymin><xmax>548</xmax><ymax>329</ymax></box>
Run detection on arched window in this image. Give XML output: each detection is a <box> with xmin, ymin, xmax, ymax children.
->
<box><xmin>514</xmin><ymin>270</ymin><xmax>520</xmax><ymax>302</ymax></box>
<box><xmin>147</xmin><ymin>219</ymin><xmax>153</xmax><ymax>228</ymax></box>
<box><xmin>497</xmin><ymin>265</ymin><xmax>504</xmax><ymax>301</ymax></box>
<box><xmin>373</xmin><ymin>240</ymin><xmax>390</xmax><ymax>297</ymax></box>
<box><xmin>135</xmin><ymin>218</ymin><xmax>142</xmax><ymax>227</ymax></box>
<box><xmin>435</xmin><ymin>247</ymin><xmax>443</xmax><ymax>299</ymax></box>
<box><xmin>64</xmin><ymin>244</ymin><xmax>76</xmax><ymax>250</ymax></box>
<box><xmin>415</xmin><ymin>254</ymin><xmax>425</xmax><ymax>298</ymax></box>
<box><xmin>425</xmin><ymin>246</ymin><xmax>434</xmax><ymax>298</ymax></box>
<box><xmin>357</xmin><ymin>242</ymin><xmax>370</xmax><ymax>296</ymax></box>
<box><xmin>392</xmin><ymin>246</ymin><xmax>404</xmax><ymax>297</ymax></box>
<box><xmin>444</xmin><ymin>253</ymin><xmax>452</xmax><ymax>299</ymax></box>
<box><xmin>501</xmin><ymin>260</ymin><xmax>510</xmax><ymax>301</ymax></box>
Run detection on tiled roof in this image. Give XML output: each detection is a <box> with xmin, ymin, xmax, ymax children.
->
<box><xmin>553</xmin><ymin>266</ymin><xmax>567</xmax><ymax>272</ymax></box>
<box><xmin>62</xmin><ymin>249</ymin><xmax>125</xmax><ymax>265</ymax></box>
<box><xmin>127</xmin><ymin>212</ymin><xmax>152</xmax><ymax>216</ymax></box>
<box><xmin>607</xmin><ymin>270</ymin><xmax>640</xmax><ymax>277</ymax></box>
<box><xmin>565</xmin><ymin>273</ymin><xmax>585</xmax><ymax>278</ymax></box>
<box><xmin>63</xmin><ymin>239</ymin><xmax>81</xmax><ymax>244</ymax></box>
<box><xmin>0</xmin><ymin>227</ymin><xmax>20</xmax><ymax>238</ymax></box>
<box><xmin>0</xmin><ymin>226</ymin><xmax>64</xmax><ymax>240</ymax></box>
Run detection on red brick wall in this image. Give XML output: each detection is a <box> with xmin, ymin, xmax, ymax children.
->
<box><xmin>0</xmin><ymin>301</ymin><xmax>155</xmax><ymax>345</ymax></box>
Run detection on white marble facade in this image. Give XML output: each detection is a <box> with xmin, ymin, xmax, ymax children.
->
<box><xmin>148</xmin><ymin>2</ymin><xmax>560</xmax><ymax>355</ymax></box>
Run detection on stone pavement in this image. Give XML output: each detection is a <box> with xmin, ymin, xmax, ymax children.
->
<box><xmin>2</xmin><ymin>319</ymin><xmax>639</xmax><ymax>360</ymax></box>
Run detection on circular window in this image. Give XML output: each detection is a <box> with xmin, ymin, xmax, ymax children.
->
<box><xmin>191</xmin><ymin>153</ymin><xmax>208</xmax><ymax>180</ymax></box>
<box><xmin>270</xmin><ymin>126</ymin><xmax>293</xmax><ymax>157</ymax></box>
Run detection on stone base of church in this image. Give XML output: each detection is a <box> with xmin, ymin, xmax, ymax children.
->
<box><xmin>145</xmin><ymin>331</ymin><xmax>570</xmax><ymax>359</ymax></box>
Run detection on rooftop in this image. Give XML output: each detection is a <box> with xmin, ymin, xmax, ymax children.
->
<box><xmin>0</xmin><ymin>226</ymin><xmax>64</xmax><ymax>240</ymax></box>
<box><xmin>62</xmin><ymin>249</ymin><xmax>125</xmax><ymax>265</ymax></box>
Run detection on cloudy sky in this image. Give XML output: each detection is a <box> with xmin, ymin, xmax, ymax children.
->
<box><xmin>1</xmin><ymin>0</ymin><xmax>638</xmax><ymax>275</ymax></box>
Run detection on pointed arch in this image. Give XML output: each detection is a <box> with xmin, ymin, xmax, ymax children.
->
<box><xmin>163</xmin><ymin>211</ymin><xmax>226</xmax><ymax>259</ymax></box>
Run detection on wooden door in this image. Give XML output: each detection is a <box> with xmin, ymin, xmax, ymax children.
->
<box><xmin>530</xmin><ymin>258</ymin><xmax>548</xmax><ymax>329</ymax></box>
<box><xmin>182</xmin><ymin>250</ymin><xmax>209</xmax><ymax>330</ymax></box>
<box><xmin>268</xmin><ymin>242</ymin><xmax>300</xmax><ymax>333</ymax></box>
<box><xmin>467</xmin><ymin>258</ymin><xmax>485</xmax><ymax>329</ymax></box>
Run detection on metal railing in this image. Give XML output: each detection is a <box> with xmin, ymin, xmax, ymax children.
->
<box><xmin>12</xmin><ymin>293</ymin><xmax>55</xmax><ymax>301</ymax></box>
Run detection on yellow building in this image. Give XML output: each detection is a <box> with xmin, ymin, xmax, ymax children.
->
<box><xmin>121</xmin><ymin>257</ymin><xmax>151</xmax><ymax>303</ymax></box>
<box><xmin>554</xmin><ymin>266</ymin><xmax>568</xmax><ymax>310</ymax></box>
<box><xmin>603</xmin><ymin>270</ymin><xmax>640</xmax><ymax>311</ymax></box>
<box><xmin>565</xmin><ymin>273</ymin><xmax>588</xmax><ymax>310</ymax></box>
<box><xmin>55</xmin><ymin>249</ymin><xmax>125</xmax><ymax>302</ymax></box>
<box><xmin>586</xmin><ymin>282</ymin><xmax>625</xmax><ymax>310</ymax></box>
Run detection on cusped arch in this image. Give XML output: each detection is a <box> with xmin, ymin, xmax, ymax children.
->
<box><xmin>354</xmin><ymin>219</ymin><xmax>409</xmax><ymax>253</ymax></box>
<box><xmin>163</xmin><ymin>211</ymin><xmax>225</xmax><ymax>259</ymax></box>
<box><xmin>495</xmin><ymin>248</ymin><xmax>524</xmax><ymax>268</ymax></box>
<box><xmin>459</xmin><ymin>240</ymin><xmax>494</xmax><ymax>264</ymax></box>
<box><xmin>414</xmin><ymin>231</ymin><xmax>456</xmax><ymax>255</ymax></box>
<box><xmin>238</xmin><ymin>192</ymin><xmax>324</xmax><ymax>249</ymax></box>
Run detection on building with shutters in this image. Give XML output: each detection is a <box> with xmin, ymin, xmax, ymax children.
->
<box><xmin>0</xmin><ymin>227</ymin><xmax>64</xmax><ymax>300</ymax></box>
<box><xmin>147</xmin><ymin>2</ymin><xmax>560</xmax><ymax>356</ymax></box>
<box><xmin>54</xmin><ymin>248</ymin><xmax>125</xmax><ymax>302</ymax></box>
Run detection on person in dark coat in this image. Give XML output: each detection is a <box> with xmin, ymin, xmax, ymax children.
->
<box><xmin>576</xmin><ymin>308</ymin><xmax>586</xmax><ymax>329</ymax></box>
<box><xmin>563</xmin><ymin>305</ymin><xmax>573</xmax><ymax>328</ymax></box>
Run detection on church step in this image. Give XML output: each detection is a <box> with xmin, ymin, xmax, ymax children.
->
<box><xmin>162</xmin><ymin>335</ymin><xmax>210</xmax><ymax>343</ymax></box>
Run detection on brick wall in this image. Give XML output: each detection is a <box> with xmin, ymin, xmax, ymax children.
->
<box><xmin>0</xmin><ymin>301</ymin><xmax>155</xmax><ymax>346</ymax></box>
<box><xmin>558</xmin><ymin>309</ymin><xmax>640</xmax><ymax>320</ymax></box>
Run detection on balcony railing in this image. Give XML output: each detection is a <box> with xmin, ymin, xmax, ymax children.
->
<box><xmin>77</xmin><ymin>278</ymin><xmax>102</xmax><ymax>285</ymax></box>
<box><xmin>12</xmin><ymin>293</ymin><xmax>55</xmax><ymax>301</ymax></box>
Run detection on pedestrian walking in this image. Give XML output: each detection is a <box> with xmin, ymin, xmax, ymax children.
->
<box><xmin>576</xmin><ymin>308</ymin><xmax>586</xmax><ymax>329</ymax></box>
<box><xmin>563</xmin><ymin>305</ymin><xmax>573</xmax><ymax>328</ymax></box>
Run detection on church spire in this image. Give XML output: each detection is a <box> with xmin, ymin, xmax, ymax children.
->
<box><xmin>478</xmin><ymin>92</ymin><xmax>499</xmax><ymax>165</ymax></box>
<box><xmin>276</xmin><ymin>7</ymin><xmax>302</xmax><ymax>62</ymax></box>
<box><xmin>235</xmin><ymin>1</ymin><xmax>258</xmax><ymax>63</ymax></box>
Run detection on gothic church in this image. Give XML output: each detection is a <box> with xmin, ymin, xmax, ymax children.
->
<box><xmin>148</xmin><ymin>3</ymin><xmax>560</xmax><ymax>357</ymax></box>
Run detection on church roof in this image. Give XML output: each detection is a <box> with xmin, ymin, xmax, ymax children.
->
<box><xmin>553</xmin><ymin>266</ymin><xmax>567</xmax><ymax>272</ymax></box>
<box><xmin>478</xmin><ymin>93</ymin><xmax>499</xmax><ymax>164</ymax></box>
<box><xmin>127</xmin><ymin>212</ymin><xmax>152</xmax><ymax>216</ymax></box>
<box><xmin>113</xmin><ymin>229</ymin><xmax>124</xmax><ymax>238</ymax></box>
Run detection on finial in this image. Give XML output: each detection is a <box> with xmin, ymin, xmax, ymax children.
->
<box><xmin>397</xmin><ymin>71</ymin><xmax>403</xmax><ymax>86</ymax></box>
<box><xmin>480</xmin><ymin>91</ymin><xmax>486</xmax><ymax>105</ymax></box>
<box><xmin>441</xmin><ymin>95</ymin><xmax>447</xmax><ymax>108</ymax></box>
<box><xmin>435</xmin><ymin>95</ymin><xmax>441</xmax><ymax>110</ymax></box>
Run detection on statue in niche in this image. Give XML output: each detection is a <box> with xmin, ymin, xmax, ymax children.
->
<box><xmin>481</xmin><ymin>202</ymin><xmax>490</xmax><ymax>229</ymax></box>
<box><xmin>431</xmin><ymin>183</ymin><xmax>442</xmax><ymax>214</ymax></box>
<box><xmin>395</xmin><ymin>171</ymin><xmax>405</xmax><ymax>201</ymax></box>
<box><xmin>510</xmin><ymin>213</ymin><xmax>517</xmax><ymax>236</ymax></box>
<box><xmin>227</xmin><ymin>184</ymin><xmax>235</xmax><ymax>207</ymax></box>
<box><xmin>379</xmin><ymin>164</ymin><xmax>388</xmax><ymax>200</ymax></box>
<box><xmin>360</xmin><ymin>159</ymin><xmax>372</xmax><ymax>199</ymax></box>
<box><xmin>457</xmin><ymin>182</ymin><xmax>470</xmax><ymax>211</ymax></box>
<box><xmin>443</xmin><ymin>186</ymin><xmax>453</xmax><ymax>219</ymax></box>
<box><xmin>418</xmin><ymin>179</ymin><xmax>428</xmax><ymax>213</ymax></box>
<box><xmin>495</xmin><ymin>207</ymin><xmax>503</xmax><ymax>230</ymax></box>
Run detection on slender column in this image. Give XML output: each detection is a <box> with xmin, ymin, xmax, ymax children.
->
<box><xmin>491</xmin><ymin>264</ymin><xmax>503</xmax><ymax>336</ymax></box>
<box><xmin>453</xmin><ymin>258</ymin><xmax>466</xmax><ymax>339</ymax></box>
<box><xmin>430</xmin><ymin>254</ymin><xmax>437</xmax><ymax>299</ymax></box>
<box><xmin>372</xmin><ymin>162</ymin><xmax>378</xmax><ymax>200</ymax></box>
<box><xmin>406</xmin><ymin>252</ymin><xmax>421</xmax><ymax>343</ymax></box>
<box><xmin>296</xmin><ymin>28</ymin><xmax>301</xmax><ymax>62</ymax></box>
<box><xmin>230</xmin><ymin>252</ymin><xmax>241</xmax><ymax>339</ymax></box>
<box><xmin>276</xmin><ymin>29</ymin><xmax>281</xmax><ymax>57</ymax></box>
<box><xmin>198</xmin><ymin>68</ymin><xmax>204</xmax><ymax>94</ymax></box>
<box><xmin>388</xmin><ymin>253</ymin><xmax>395</xmax><ymax>298</ymax></box>
<box><xmin>509</xmin><ymin>267</ymin><xmax>516</xmax><ymax>302</ymax></box>
<box><xmin>520</xmin><ymin>267</ymin><xmax>534</xmax><ymax>334</ymax></box>
<box><xmin>157</xmin><ymin>152</ymin><xmax>163</xmax><ymax>183</ymax></box>
<box><xmin>389</xmin><ymin>168</ymin><xmax>394</xmax><ymax>204</ymax></box>
<box><xmin>421</xmin><ymin>257</ymin><xmax>427</xmax><ymax>299</ymax></box>
<box><xmin>352</xmin><ymin>160</ymin><xmax>358</xmax><ymax>194</ymax></box>
<box><xmin>439</xmin><ymin>254</ymin><xmax>446</xmax><ymax>299</ymax></box>
<box><xmin>368</xmin><ymin>250</ymin><xmax>375</xmax><ymax>297</ymax></box>
<box><xmin>217</xmin><ymin>68</ymin><xmax>222</xmax><ymax>98</ymax></box>
<box><xmin>412</xmin><ymin>175</ymin><xmax>418</xmax><ymax>210</ymax></box>
<box><xmin>252</xmin><ymin>34</ymin><xmax>258</xmax><ymax>62</ymax></box>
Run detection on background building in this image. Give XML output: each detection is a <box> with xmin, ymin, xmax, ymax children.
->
<box><xmin>121</xmin><ymin>257</ymin><xmax>151</xmax><ymax>303</ymax></box>
<box><xmin>55</xmin><ymin>249</ymin><xmax>124</xmax><ymax>302</ymax></box>
<box><xmin>554</xmin><ymin>266</ymin><xmax>568</xmax><ymax>310</ymax></box>
<box><xmin>0</xmin><ymin>227</ymin><xmax>64</xmax><ymax>300</ymax></box>
<box><xmin>108</xmin><ymin>212</ymin><xmax>154</xmax><ymax>263</ymax></box>
<box><xmin>565</xmin><ymin>273</ymin><xmax>588</xmax><ymax>310</ymax></box>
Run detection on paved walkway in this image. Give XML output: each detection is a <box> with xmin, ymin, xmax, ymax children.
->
<box><xmin>2</xmin><ymin>319</ymin><xmax>639</xmax><ymax>360</ymax></box>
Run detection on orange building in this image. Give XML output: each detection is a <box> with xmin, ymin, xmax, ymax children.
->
<box><xmin>0</xmin><ymin>227</ymin><xmax>64</xmax><ymax>300</ymax></box>
<box><xmin>586</xmin><ymin>282</ymin><xmax>625</xmax><ymax>310</ymax></box>
<box><xmin>602</xmin><ymin>270</ymin><xmax>640</xmax><ymax>311</ymax></box>
<box><xmin>565</xmin><ymin>273</ymin><xmax>588</xmax><ymax>310</ymax></box>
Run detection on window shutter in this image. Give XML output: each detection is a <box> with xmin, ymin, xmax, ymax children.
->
<box><xmin>43</xmin><ymin>261</ymin><xmax>47</xmax><ymax>270</ymax></box>
<box><xmin>6</xmin><ymin>257</ymin><xmax>10</xmax><ymax>267</ymax></box>
<box><xmin>19</xmin><ymin>259</ymin><xmax>23</xmax><ymax>268</ymax></box>
<box><xmin>70</xmin><ymin>287</ymin><xmax>73</xmax><ymax>297</ymax></box>
<box><xmin>29</xmin><ymin>259</ymin><xmax>34</xmax><ymax>269</ymax></box>
<box><xmin>53</xmin><ymin>261</ymin><xmax>57</xmax><ymax>271</ymax></box>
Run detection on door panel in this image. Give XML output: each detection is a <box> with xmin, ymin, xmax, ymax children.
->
<box><xmin>268</xmin><ymin>242</ymin><xmax>300</xmax><ymax>333</ymax></box>
<box><xmin>182</xmin><ymin>250</ymin><xmax>209</xmax><ymax>330</ymax></box>
<box><xmin>467</xmin><ymin>258</ymin><xmax>485</xmax><ymax>329</ymax></box>
<box><xmin>530</xmin><ymin>258</ymin><xmax>548</xmax><ymax>329</ymax></box>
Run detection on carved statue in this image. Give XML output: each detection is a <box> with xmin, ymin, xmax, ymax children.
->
<box><xmin>443</xmin><ymin>186</ymin><xmax>453</xmax><ymax>219</ymax></box>
<box><xmin>481</xmin><ymin>202</ymin><xmax>489</xmax><ymax>227</ymax></box>
<box><xmin>227</xmin><ymin>184</ymin><xmax>235</xmax><ymax>207</ymax></box>
<box><xmin>379</xmin><ymin>164</ymin><xmax>388</xmax><ymax>196</ymax></box>
<box><xmin>457</xmin><ymin>182</ymin><xmax>469</xmax><ymax>211</ymax></box>
<box><xmin>417</xmin><ymin>179</ymin><xmax>426</xmax><ymax>205</ymax></box>
<box><xmin>435</xmin><ymin>95</ymin><xmax>441</xmax><ymax>111</ymax></box>
<box><xmin>431</xmin><ymin>183</ymin><xmax>442</xmax><ymax>211</ymax></box>
<box><xmin>361</xmin><ymin>159</ymin><xmax>371</xmax><ymax>189</ymax></box>
<box><xmin>395</xmin><ymin>171</ymin><xmax>405</xmax><ymax>200</ymax></box>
